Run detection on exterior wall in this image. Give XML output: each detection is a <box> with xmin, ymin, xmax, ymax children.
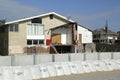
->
<box><xmin>8</xmin><ymin>21</ymin><xmax>28</xmax><ymax>55</ymax></box>
<box><xmin>7</xmin><ymin>15</ymin><xmax>70</xmax><ymax>55</ymax></box>
<box><xmin>51</xmin><ymin>27</ymin><xmax>72</xmax><ymax>44</ymax></box>
<box><xmin>0</xmin><ymin>25</ymin><xmax>8</xmax><ymax>55</ymax></box>
<box><xmin>42</xmin><ymin>15</ymin><xmax>70</xmax><ymax>40</ymax></box>
<box><xmin>77</xmin><ymin>25</ymin><xmax>92</xmax><ymax>43</ymax></box>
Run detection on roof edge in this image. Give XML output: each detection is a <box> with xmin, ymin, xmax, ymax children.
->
<box><xmin>5</xmin><ymin>12</ymin><xmax>74</xmax><ymax>25</ymax></box>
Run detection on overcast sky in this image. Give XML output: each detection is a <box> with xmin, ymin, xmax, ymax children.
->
<box><xmin>0</xmin><ymin>0</ymin><xmax>120</xmax><ymax>31</ymax></box>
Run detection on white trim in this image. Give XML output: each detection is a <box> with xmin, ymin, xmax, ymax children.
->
<box><xmin>5</xmin><ymin>12</ymin><xmax>74</xmax><ymax>25</ymax></box>
<box><xmin>27</xmin><ymin>35</ymin><xmax>44</xmax><ymax>39</ymax></box>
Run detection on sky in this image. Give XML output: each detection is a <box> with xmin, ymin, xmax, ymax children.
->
<box><xmin>0</xmin><ymin>0</ymin><xmax>120</xmax><ymax>31</ymax></box>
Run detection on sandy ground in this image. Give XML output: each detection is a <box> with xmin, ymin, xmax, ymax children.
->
<box><xmin>33</xmin><ymin>70</ymin><xmax>120</xmax><ymax>80</ymax></box>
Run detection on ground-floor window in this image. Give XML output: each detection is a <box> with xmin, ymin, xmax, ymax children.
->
<box><xmin>27</xmin><ymin>39</ymin><xmax>44</xmax><ymax>45</ymax></box>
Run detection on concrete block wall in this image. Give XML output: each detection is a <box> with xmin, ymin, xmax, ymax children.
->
<box><xmin>0</xmin><ymin>56</ymin><xmax>12</xmax><ymax>66</ymax></box>
<box><xmin>0</xmin><ymin>52</ymin><xmax>120</xmax><ymax>66</ymax></box>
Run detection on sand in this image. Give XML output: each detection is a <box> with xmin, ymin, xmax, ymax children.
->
<box><xmin>33</xmin><ymin>70</ymin><xmax>120</xmax><ymax>80</ymax></box>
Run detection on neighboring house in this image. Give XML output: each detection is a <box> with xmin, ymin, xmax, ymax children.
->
<box><xmin>50</xmin><ymin>23</ymin><xmax>93</xmax><ymax>53</ymax></box>
<box><xmin>0</xmin><ymin>12</ymin><xmax>93</xmax><ymax>55</ymax></box>
<box><xmin>116</xmin><ymin>31</ymin><xmax>120</xmax><ymax>44</ymax></box>
<box><xmin>93</xmin><ymin>28</ymin><xmax>118</xmax><ymax>44</ymax></box>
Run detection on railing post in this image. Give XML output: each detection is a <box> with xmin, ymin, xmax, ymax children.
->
<box><xmin>33</xmin><ymin>54</ymin><xmax>37</xmax><ymax>65</ymax></box>
<box><xmin>11</xmin><ymin>55</ymin><xmax>15</xmax><ymax>66</ymax></box>
<box><xmin>83</xmin><ymin>53</ymin><xmax>86</xmax><ymax>61</ymax></box>
<box><xmin>68</xmin><ymin>54</ymin><xmax>71</xmax><ymax>61</ymax></box>
<box><xmin>52</xmin><ymin>54</ymin><xmax>55</xmax><ymax>62</ymax></box>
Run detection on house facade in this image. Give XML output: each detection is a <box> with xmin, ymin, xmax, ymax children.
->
<box><xmin>0</xmin><ymin>12</ymin><xmax>93</xmax><ymax>55</ymax></box>
<box><xmin>93</xmin><ymin>28</ymin><xmax>118</xmax><ymax>44</ymax></box>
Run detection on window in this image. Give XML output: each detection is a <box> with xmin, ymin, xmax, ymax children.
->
<box><xmin>9</xmin><ymin>23</ymin><xmax>18</xmax><ymax>32</ymax></box>
<box><xmin>27</xmin><ymin>39</ymin><xmax>44</xmax><ymax>45</ymax></box>
<box><xmin>39</xmin><ymin>40</ymin><xmax>44</xmax><ymax>44</ymax></box>
<box><xmin>27</xmin><ymin>23</ymin><xmax>44</xmax><ymax>35</ymax></box>
<box><xmin>0</xmin><ymin>27</ymin><xmax>5</xmax><ymax>33</ymax></box>
<box><xmin>27</xmin><ymin>40</ymin><xmax>32</xmax><ymax>45</ymax></box>
<box><xmin>50</xmin><ymin>14</ymin><xmax>53</xmax><ymax>19</ymax></box>
<box><xmin>31</xmin><ymin>18</ymin><xmax>42</xmax><ymax>23</ymax></box>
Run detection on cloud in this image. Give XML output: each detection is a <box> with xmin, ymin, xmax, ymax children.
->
<box><xmin>0</xmin><ymin>0</ymin><xmax>42</xmax><ymax>21</ymax></box>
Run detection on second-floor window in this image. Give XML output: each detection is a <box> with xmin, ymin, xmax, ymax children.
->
<box><xmin>9</xmin><ymin>23</ymin><xmax>19</xmax><ymax>32</ymax></box>
<box><xmin>27</xmin><ymin>23</ymin><xmax>44</xmax><ymax>35</ymax></box>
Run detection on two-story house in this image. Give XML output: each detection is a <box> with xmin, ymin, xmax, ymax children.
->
<box><xmin>0</xmin><ymin>12</ymin><xmax>93</xmax><ymax>55</ymax></box>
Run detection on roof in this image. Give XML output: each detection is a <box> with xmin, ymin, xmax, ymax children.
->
<box><xmin>5</xmin><ymin>12</ymin><xmax>74</xmax><ymax>25</ymax></box>
<box><xmin>93</xmin><ymin>28</ymin><xmax>117</xmax><ymax>35</ymax></box>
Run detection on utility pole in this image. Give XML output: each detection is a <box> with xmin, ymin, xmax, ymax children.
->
<box><xmin>105</xmin><ymin>20</ymin><xmax>109</xmax><ymax>44</ymax></box>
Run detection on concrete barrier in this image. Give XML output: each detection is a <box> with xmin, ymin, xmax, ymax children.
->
<box><xmin>47</xmin><ymin>63</ymin><xmax>57</xmax><ymax>77</ymax></box>
<box><xmin>113</xmin><ymin>52</ymin><xmax>120</xmax><ymax>59</ymax></box>
<box><xmin>0</xmin><ymin>67</ymin><xmax>3</xmax><ymax>80</ymax></box>
<box><xmin>23</xmin><ymin>66</ymin><xmax>32</xmax><ymax>80</ymax></box>
<box><xmin>54</xmin><ymin>54</ymin><xmax>69</xmax><ymax>62</ymax></box>
<box><xmin>73</xmin><ymin>61</ymin><xmax>85</xmax><ymax>74</ymax></box>
<box><xmin>12</xmin><ymin>66</ymin><xmax>24</xmax><ymax>80</ymax></box>
<box><xmin>68</xmin><ymin>62</ymin><xmax>78</xmax><ymax>74</ymax></box>
<box><xmin>61</xmin><ymin>62</ymin><xmax>71</xmax><ymax>75</ymax></box>
<box><xmin>39</xmin><ymin>64</ymin><xmax>50</xmax><ymax>78</ymax></box>
<box><xmin>2</xmin><ymin>67</ymin><xmax>14</xmax><ymax>80</ymax></box>
<box><xmin>100</xmin><ymin>53</ymin><xmax>112</xmax><ymax>60</ymax></box>
<box><xmin>54</xmin><ymin>62</ymin><xmax>64</xmax><ymax>76</ymax></box>
<box><xmin>87</xmin><ymin>61</ymin><xmax>96</xmax><ymax>72</ymax></box>
<box><xmin>86</xmin><ymin>53</ymin><xmax>98</xmax><ymax>60</ymax></box>
<box><xmin>70</xmin><ymin>53</ymin><xmax>84</xmax><ymax>61</ymax></box>
<box><xmin>35</xmin><ymin>54</ymin><xmax>52</xmax><ymax>64</ymax></box>
<box><xmin>99</xmin><ymin>61</ymin><xmax>109</xmax><ymax>71</ymax></box>
<box><xmin>14</xmin><ymin>55</ymin><xmax>34</xmax><ymax>66</ymax></box>
<box><xmin>0</xmin><ymin>56</ymin><xmax>11</xmax><ymax>66</ymax></box>
<box><xmin>93</xmin><ymin>61</ymin><xmax>103</xmax><ymax>71</ymax></box>
<box><xmin>81</xmin><ymin>61</ymin><xmax>91</xmax><ymax>73</ymax></box>
<box><xmin>30</xmin><ymin>65</ymin><xmax>41</xmax><ymax>79</ymax></box>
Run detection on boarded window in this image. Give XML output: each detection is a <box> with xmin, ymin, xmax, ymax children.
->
<box><xmin>78</xmin><ymin>34</ymin><xmax>82</xmax><ymax>43</ymax></box>
<box><xmin>51</xmin><ymin>34</ymin><xmax>61</xmax><ymax>44</ymax></box>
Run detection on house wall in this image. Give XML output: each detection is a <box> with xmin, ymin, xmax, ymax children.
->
<box><xmin>0</xmin><ymin>26</ymin><xmax>8</xmax><ymax>55</ymax></box>
<box><xmin>8</xmin><ymin>21</ymin><xmax>28</xmax><ymax>55</ymax></box>
<box><xmin>7</xmin><ymin>15</ymin><xmax>70</xmax><ymax>55</ymax></box>
<box><xmin>77</xmin><ymin>25</ymin><xmax>92</xmax><ymax>43</ymax></box>
<box><xmin>42</xmin><ymin>15</ymin><xmax>70</xmax><ymax>40</ymax></box>
<box><xmin>51</xmin><ymin>27</ymin><xmax>72</xmax><ymax>44</ymax></box>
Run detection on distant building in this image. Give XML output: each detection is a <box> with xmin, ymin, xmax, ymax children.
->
<box><xmin>93</xmin><ymin>21</ymin><xmax>118</xmax><ymax>44</ymax></box>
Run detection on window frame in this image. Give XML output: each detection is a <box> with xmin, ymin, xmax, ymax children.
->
<box><xmin>9</xmin><ymin>23</ymin><xmax>19</xmax><ymax>32</ymax></box>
